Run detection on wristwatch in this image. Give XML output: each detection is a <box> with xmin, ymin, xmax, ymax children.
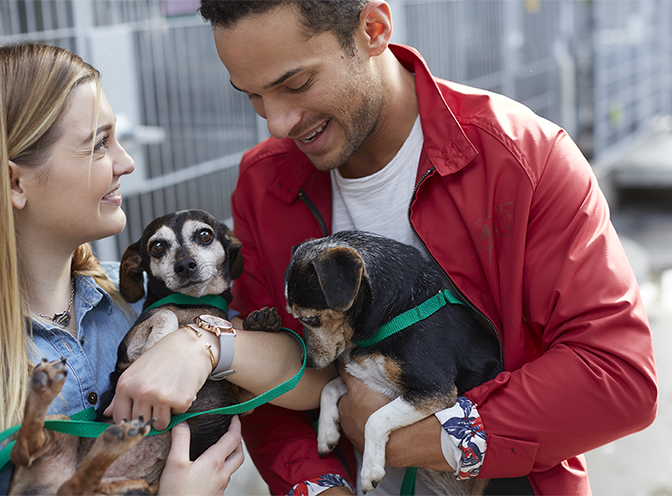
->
<box><xmin>187</xmin><ymin>314</ymin><xmax>236</xmax><ymax>380</ymax></box>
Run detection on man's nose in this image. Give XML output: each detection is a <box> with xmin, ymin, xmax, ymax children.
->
<box><xmin>263</xmin><ymin>98</ymin><xmax>303</xmax><ymax>140</ymax></box>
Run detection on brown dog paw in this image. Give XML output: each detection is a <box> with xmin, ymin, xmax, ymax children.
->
<box><xmin>102</xmin><ymin>416</ymin><xmax>155</xmax><ymax>451</ymax></box>
<box><xmin>56</xmin><ymin>417</ymin><xmax>156</xmax><ymax>496</ymax></box>
<box><xmin>243</xmin><ymin>307</ymin><xmax>282</xmax><ymax>332</ymax></box>
<box><xmin>30</xmin><ymin>357</ymin><xmax>68</xmax><ymax>401</ymax></box>
<box><xmin>11</xmin><ymin>358</ymin><xmax>69</xmax><ymax>467</ymax></box>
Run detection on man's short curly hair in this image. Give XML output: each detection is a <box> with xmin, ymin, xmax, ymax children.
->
<box><xmin>199</xmin><ymin>0</ymin><xmax>369</xmax><ymax>56</ymax></box>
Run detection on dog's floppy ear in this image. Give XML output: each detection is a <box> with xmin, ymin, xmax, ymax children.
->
<box><xmin>311</xmin><ymin>246</ymin><xmax>364</xmax><ymax>312</ymax></box>
<box><xmin>224</xmin><ymin>229</ymin><xmax>244</xmax><ymax>280</ymax></box>
<box><xmin>119</xmin><ymin>241</ymin><xmax>146</xmax><ymax>302</ymax></box>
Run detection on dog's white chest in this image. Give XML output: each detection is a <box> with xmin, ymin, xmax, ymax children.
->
<box><xmin>345</xmin><ymin>355</ymin><xmax>403</xmax><ymax>400</ymax></box>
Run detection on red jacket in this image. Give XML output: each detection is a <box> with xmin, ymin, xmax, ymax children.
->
<box><xmin>231</xmin><ymin>44</ymin><xmax>658</xmax><ymax>495</ymax></box>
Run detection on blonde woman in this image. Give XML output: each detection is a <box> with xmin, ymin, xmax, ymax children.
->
<box><xmin>0</xmin><ymin>43</ymin><xmax>244</xmax><ymax>494</ymax></box>
<box><xmin>0</xmin><ymin>42</ymin><xmax>337</xmax><ymax>494</ymax></box>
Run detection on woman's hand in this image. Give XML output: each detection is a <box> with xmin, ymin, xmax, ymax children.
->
<box><xmin>158</xmin><ymin>416</ymin><xmax>244</xmax><ymax>495</ymax></box>
<box><xmin>104</xmin><ymin>327</ymin><xmax>218</xmax><ymax>430</ymax></box>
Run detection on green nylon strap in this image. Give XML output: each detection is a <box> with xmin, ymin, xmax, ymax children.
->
<box><xmin>144</xmin><ymin>293</ymin><xmax>229</xmax><ymax>313</ymax></box>
<box><xmin>400</xmin><ymin>467</ymin><xmax>418</xmax><ymax>496</ymax></box>
<box><xmin>0</xmin><ymin>328</ymin><xmax>305</xmax><ymax>472</ymax></box>
<box><xmin>354</xmin><ymin>288</ymin><xmax>465</xmax><ymax>348</ymax></box>
<box><xmin>353</xmin><ymin>288</ymin><xmax>464</xmax><ymax>496</ymax></box>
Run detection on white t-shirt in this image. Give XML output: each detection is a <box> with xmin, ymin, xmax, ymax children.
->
<box><xmin>330</xmin><ymin>116</ymin><xmax>460</xmax><ymax>494</ymax></box>
<box><xmin>330</xmin><ymin>116</ymin><xmax>425</xmax><ymax>257</ymax></box>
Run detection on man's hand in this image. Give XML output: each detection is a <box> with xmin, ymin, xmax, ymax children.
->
<box><xmin>338</xmin><ymin>369</ymin><xmax>454</xmax><ymax>471</ymax></box>
<box><xmin>337</xmin><ymin>368</ymin><xmax>390</xmax><ymax>453</ymax></box>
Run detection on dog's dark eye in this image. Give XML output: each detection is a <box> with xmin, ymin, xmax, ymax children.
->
<box><xmin>150</xmin><ymin>241</ymin><xmax>166</xmax><ymax>258</ymax></box>
<box><xmin>198</xmin><ymin>229</ymin><xmax>213</xmax><ymax>244</ymax></box>
<box><xmin>300</xmin><ymin>316</ymin><xmax>320</xmax><ymax>327</ymax></box>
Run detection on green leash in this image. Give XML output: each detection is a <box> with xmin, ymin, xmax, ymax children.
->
<box><xmin>144</xmin><ymin>293</ymin><xmax>229</xmax><ymax>313</ymax></box>
<box><xmin>354</xmin><ymin>288</ymin><xmax>465</xmax><ymax>496</ymax></box>
<box><xmin>0</xmin><ymin>327</ymin><xmax>305</xmax><ymax>472</ymax></box>
<box><xmin>355</xmin><ymin>289</ymin><xmax>465</xmax><ymax>348</ymax></box>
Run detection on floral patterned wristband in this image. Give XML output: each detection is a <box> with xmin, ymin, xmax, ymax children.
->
<box><xmin>435</xmin><ymin>396</ymin><xmax>486</xmax><ymax>480</ymax></box>
<box><xmin>287</xmin><ymin>474</ymin><xmax>355</xmax><ymax>496</ymax></box>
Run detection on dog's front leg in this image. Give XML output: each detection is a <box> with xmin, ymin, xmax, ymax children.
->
<box><xmin>11</xmin><ymin>358</ymin><xmax>68</xmax><ymax>467</ymax></box>
<box><xmin>317</xmin><ymin>377</ymin><xmax>348</xmax><ymax>456</ymax></box>
<box><xmin>360</xmin><ymin>397</ymin><xmax>429</xmax><ymax>493</ymax></box>
<box><xmin>56</xmin><ymin>417</ymin><xmax>154</xmax><ymax>495</ymax></box>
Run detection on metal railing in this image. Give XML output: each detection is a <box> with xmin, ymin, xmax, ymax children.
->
<box><xmin>592</xmin><ymin>0</ymin><xmax>672</xmax><ymax>161</ymax></box>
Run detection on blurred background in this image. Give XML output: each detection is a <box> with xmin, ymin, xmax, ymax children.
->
<box><xmin>2</xmin><ymin>0</ymin><xmax>671</xmax><ymax>494</ymax></box>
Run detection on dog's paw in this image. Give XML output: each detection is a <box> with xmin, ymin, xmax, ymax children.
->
<box><xmin>317</xmin><ymin>421</ymin><xmax>342</xmax><ymax>456</ymax></box>
<box><xmin>100</xmin><ymin>416</ymin><xmax>155</xmax><ymax>455</ymax></box>
<box><xmin>316</xmin><ymin>404</ymin><xmax>342</xmax><ymax>455</ymax></box>
<box><xmin>30</xmin><ymin>357</ymin><xmax>67</xmax><ymax>400</ymax></box>
<box><xmin>360</xmin><ymin>439</ymin><xmax>388</xmax><ymax>493</ymax></box>
<box><xmin>360</xmin><ymin>462</ymin><xmax>386</xmax><ymax>494</ymax></box>
<box><xmin>243</xmin><ymin>307</ymin><xmax>282</xmax><ymax>332</ymax></box>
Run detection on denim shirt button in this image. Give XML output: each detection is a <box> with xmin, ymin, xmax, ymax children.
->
<box><xmin>87</xmin><ymin>391</ymin><xmax>98</xmax><ymax>405</ymax></box>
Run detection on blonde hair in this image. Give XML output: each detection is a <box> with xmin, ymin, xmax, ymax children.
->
<box><xmin>0</xmin><ymin>43</ymin><xmax>129</xmax><ymax>431</ymax></box>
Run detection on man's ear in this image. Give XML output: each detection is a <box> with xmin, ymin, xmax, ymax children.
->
<box><xmin>359</xmin><ymin>1</ymin><xmax>393</xmax><ymax>57</ymax></box>
<box><xmin>8</xmin><ymin>160</ymin><xmax>28</xmax><ymax>210</ymax></box>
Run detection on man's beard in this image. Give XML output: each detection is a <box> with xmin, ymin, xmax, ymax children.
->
<box><xmin>308</xmin><ymin>65</ymin><xmax>386</xmax><ymax>172</ymax></box>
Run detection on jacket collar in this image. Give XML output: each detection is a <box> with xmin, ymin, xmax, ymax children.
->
<box><xmin>268</xmin><ymin>43</ymin><xmax>478</xmax><ymax>203</ymax></box>
<box><xmin>389</xmin><ymin>44</ymin><xmax>478</xmax><ymax>177</ymax></box>
<box><xmin>269</xmin><ymin>142</ymin><xmax>317</xmax><ymax>204</ymax></box>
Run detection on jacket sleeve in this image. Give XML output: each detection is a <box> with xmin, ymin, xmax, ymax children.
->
<box><xmin>230</xmin><ymin>163</ymin><xmax>356</xmax><ymax>494</ymax></box>
<box><xmin>464</xmin><ymin>130</ymin><xmax>658</xmax><ymax>479</ymax></box>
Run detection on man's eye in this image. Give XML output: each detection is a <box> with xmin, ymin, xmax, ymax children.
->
<box><xmin>289</xmin><ymin>77</ymin><xmax>313</xmax><ymax>93</ymax></box>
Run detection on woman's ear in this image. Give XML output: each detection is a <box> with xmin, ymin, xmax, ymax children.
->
<box><xmin>8</xmin><ymin>160</ymin><xmax>28</xmax><ymax>210</ymax></box>
<box><xmin>359</xmin><ymin>1</ymin><xmax>393</xmax><ymax>57</ymax></box>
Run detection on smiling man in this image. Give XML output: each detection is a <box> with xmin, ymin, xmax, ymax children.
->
<box><xmin>198</xmin><ymin>1</ymin><xmax>658</xmax><ymax>495</ymax></box>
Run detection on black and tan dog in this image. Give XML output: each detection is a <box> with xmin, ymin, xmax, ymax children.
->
<box><xmin>9</xmin><ymin>209</ymin><xmax>278</xmax><ymax>495</ymax></box>
<box><xmin>284</xmin><ymin>230</ymin><xmax>502</xmax><ymax>495</ymax></box>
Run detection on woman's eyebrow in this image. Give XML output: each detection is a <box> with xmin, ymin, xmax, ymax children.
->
<box><xmin>81</xmin><ymin>123</ymin><xmax>113</xmax><ymax>146</ymax></box>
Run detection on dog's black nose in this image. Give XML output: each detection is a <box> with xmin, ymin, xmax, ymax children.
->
<box><xmin>175</xmin><ymin>258</ymin><xmax>198</xmax><ymax>278</ymax></box>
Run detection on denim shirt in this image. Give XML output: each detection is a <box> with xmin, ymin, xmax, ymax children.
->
<box><xmin>0</xmin><ymin>262</ymin><xmax>142</xmax><ymax>493</ymax></box>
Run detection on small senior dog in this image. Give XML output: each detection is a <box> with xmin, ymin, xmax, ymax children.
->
<box><xmin>284</xmin><ymin>230</ymin><xmax>502</xmax><ymax>495</ymax></box>
<box><xmin>9</xmin><ymin>209</ymin><xmax>278</xmax><ymax>495</ymax></box>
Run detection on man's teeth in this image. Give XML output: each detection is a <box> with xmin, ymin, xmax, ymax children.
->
<box><xmin>302</xmin><ymin>121</ymin><xmax>327</xmax><ymax>143</ymax></box>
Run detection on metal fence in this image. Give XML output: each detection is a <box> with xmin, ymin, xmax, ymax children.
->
<box><xmin>394</xmin><ymin>0</ymin><xmax>571</xmax><ymax>133</ymax></box>
<box><xmin>1</xmin><ymin>0</ymin><xmax>671</xmax><ymax>261</ymax></box>
<box><xmin>592</xmin><ymin>0</ymin><xmax>672</xmax><ymax>162</ymax></box>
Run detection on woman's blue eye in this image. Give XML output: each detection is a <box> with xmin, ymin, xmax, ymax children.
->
<box><xmin>94</xmin><ymin>135</ymin><xmax>109</xmax><ymax>151</ymax></box>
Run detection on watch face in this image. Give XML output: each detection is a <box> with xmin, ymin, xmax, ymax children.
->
<box><xmin>198</xmin><ymin>314</ymin><xmax>233</xmax><ymax>330</ymax></box>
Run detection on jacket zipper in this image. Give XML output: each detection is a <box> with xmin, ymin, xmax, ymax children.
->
<box><xmin>298</xmin><ymin>188</ymin><xmax>329</xmax><ymax>237</ymax></box>
<box><xmin>408</xmin><ymin>167</ymin><xmax>505</xmax><ymax>370</ymax></box>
